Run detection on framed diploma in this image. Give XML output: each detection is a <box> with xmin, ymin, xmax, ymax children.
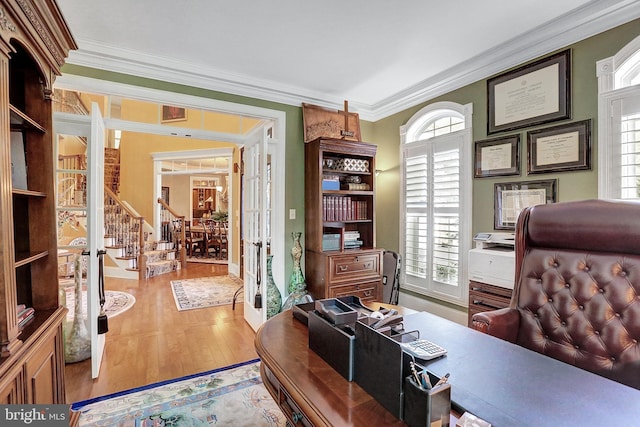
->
<box><xmin>474</xmin><ymin>135</ymin><xmax>520</xmax><ymax>178</ymax></box>
<box><xmin>527</xmin><ymin>119</ymin><xmax>591</xmax><ymax>174</ymax></box>
<box><xmin>487</xmin><ymin>50</ymin><xmax>571</xmax><ymax>134</ymax></box>
<box><xmin>494</xmin><ymin>179</ymin><xmax>557</xmax><ymax>230</ymax></box>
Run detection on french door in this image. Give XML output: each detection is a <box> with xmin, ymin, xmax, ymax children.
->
<box><xmin>54</xmin><ymin>102</ymin><xmax>106</xmax><ymax>378</ymax></box>
<box><xmin>242</xmin><ymin>126</ymin><xmax>271</xmax><ymax>331</ymax></box>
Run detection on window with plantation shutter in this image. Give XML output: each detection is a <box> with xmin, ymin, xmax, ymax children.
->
<box><xmin>400</xmin><ymin>102</ymin><xmax>472</xmax><ymax>306</ymax></box>
<box><xmin>598</xmin><ymin>36</ymin><xmax>640</xmax><ymax>200</ymax></box>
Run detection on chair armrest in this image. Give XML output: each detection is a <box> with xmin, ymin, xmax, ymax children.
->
<box><xmin>471</xmin><ymin>308</ymin><xmax>520</xmax><ymax>343</ymax></box>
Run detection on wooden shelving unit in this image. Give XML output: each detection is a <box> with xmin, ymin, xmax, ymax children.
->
<box><xmin>0</xmin><ymin>0</ymin><xmax>76</xmax><ymax>404</ymax></box>
<box><xmin>304</xmin><ymin>138</ymin><xmax>383</xmax><ymax>303</ymax></box>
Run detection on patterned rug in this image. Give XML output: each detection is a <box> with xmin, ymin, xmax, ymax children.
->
<box><xmin>71</xmin><ymin>359</ymin><xmax>286</xmax><ymax>426</ymax></box>
<box><xmin>170</xmin><ymin>275</ymin><xmax>243</xmax><ymax>311</ymax></box>
<box><xmin>61</xmin><ymin>282</ymin><xmax>136</xmax><ymax>320</ymax></box>
<box><xmin>186</xmin><ymin>256</ymin><xmax>228</xmax><ymax>265</ymax></box>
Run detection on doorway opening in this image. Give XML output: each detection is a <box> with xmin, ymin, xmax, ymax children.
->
<box><xmin>53</xmin><ymin>74</ymin><xmax>286</xmax><ymax>329</ymax></box>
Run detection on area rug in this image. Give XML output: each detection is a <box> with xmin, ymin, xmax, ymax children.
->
<box><xmin>186</xmin><ymin>256</ymin><xmax>228</xmax><ymax>265</ymax></box>
<box><xmin>71</xmin><ymin>359</ymin><xmax>286</xmax><ymax>426</ymax></box>
<box><xmin>170</xmin><ymin>275</ymin><xmax>243</xmax><ymax>311</ymax></box>
<box><xmin>61</xmin><ymin>282</ymin><xmax>136</xmax><ymax>320</ymax></box>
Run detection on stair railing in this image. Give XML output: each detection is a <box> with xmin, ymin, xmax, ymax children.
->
<box><xmin>104</xmin><ymin>185</ymin><xmax>147</xmax><ymax>280</ymax></box>
<box><xmin>157</xmin><ymin>197</ymin><xmax>186</xmax><ymax>268</ymax></box>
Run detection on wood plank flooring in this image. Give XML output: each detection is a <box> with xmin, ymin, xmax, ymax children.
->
<box><xmin>64</xmin><ymin>263</ymin><xmax>258</xmax><ymax>404</ymax></box>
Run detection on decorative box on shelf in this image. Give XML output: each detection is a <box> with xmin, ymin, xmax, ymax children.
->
<box><xmin>334</xmin><ymin>158</ymin><xmax>369</xmax><ymax>173</ymax></box>
<box><xmin>322</xmin><ymin>234</ymin><xmax>341</xmax><ymax>251</ymax></box>
<box><xmin>322</xmin><ymin>175</ymin><xmax>340</xmax><ymax>190</ymax></box>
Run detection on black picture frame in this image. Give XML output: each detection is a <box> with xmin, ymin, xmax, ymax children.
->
<box><xmin>474</xmin><ymin>135</ymin><xmax>520</xmax><ymax>178</ymax></box>
<box><xmin>494</xmin><ymin>179</ymin><xmax>557</xmax><ymax>230</ymax></box>
<box><xmin>487</xmin><ymin>49</ymin><xmax>571</xmax><ymax>134</ymax></box>
<box><xmin>527</xmin><ymin>119</ymin><xmax>591</xmax><ymax>174</ymax></box>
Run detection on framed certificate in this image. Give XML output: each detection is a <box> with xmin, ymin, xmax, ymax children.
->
<box><xmin>474</xmin><ymin>135</ymin><xmax>520</xmax><ymax>178</ymax></box>
<box><xmin>527</xmin><ymin>119</ymin><xmax>591</xmax><ymax>174</ymax></box>
<box><xmin>494</xmin><ymin>179</ymin><xmax>557</xmax><ymax>230</ymax></box>
<box><xmin>487</xmin><ymin>50</ymin><xmax>571</xmax><ymax>134</ymax></box>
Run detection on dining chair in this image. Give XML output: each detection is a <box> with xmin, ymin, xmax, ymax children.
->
<box><xmin>184</xmin><ymin>220</ymin><xmax>204</xmax><ymax>257</ymax></box>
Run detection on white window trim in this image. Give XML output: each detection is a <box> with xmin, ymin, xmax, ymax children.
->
<box><xmin>597</xmin><ymin>35</ymin><xmax>640</xmax><ymax>199</ymax></box>
<box><xmin>399</xmin><ymin>102</ymin><xmax>473</xmax><ymax>306</ymax></box>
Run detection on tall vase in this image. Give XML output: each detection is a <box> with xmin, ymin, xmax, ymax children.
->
<box><xmin>282</xmin><ymin>232</ymin><xmax>313</xmax><ymax>311</ymax></box>
<box><xmin>265</xmin><ymin>255</ymin><xmax>282</xmax><ymax>319</ymax></box>
<box><xmin>65</xmin><ymin>254</ymin><xmax>91</xmax><ymax>363</ymax></box>
<box><xmin>288</xmin><ymin>232</ymin><xmax>306</xmax><ymax>294</ymax></box>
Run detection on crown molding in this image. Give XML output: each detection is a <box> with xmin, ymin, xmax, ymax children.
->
<box><xmin>64</xmin><ymin>0</ymin><xmax>640</xmax><ymax>122</ymax></box>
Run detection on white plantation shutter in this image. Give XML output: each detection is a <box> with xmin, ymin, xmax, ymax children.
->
<box><xmin>598</xmin><ymin>37</ymin><xmax>640</xmax><ymax>200</ymax></box>
<box><xmin>400</xmin><ymin>102</ymin><xmax>471</xmax><ymax>306</ymax></box>
<box><xmin>618</xmin><ymin>96</ymin><xmax>640</xmax><ymax>200</ymax></box>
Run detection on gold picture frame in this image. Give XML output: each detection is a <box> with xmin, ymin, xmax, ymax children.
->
<box><xmin>161</xmin><ymin>105</ymin><xmax>187</xmax><ymax>123</ymax></box>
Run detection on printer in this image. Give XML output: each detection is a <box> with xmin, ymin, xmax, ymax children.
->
<box><xmin>468</xmin><ymin>232</ymin><xmax>515</xmax><ymax>289</ymax></box>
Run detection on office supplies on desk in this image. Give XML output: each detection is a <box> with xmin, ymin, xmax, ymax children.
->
<box><xmin>401</xmin><ymin>339</ymin><xmax>447</xmax><ymax>360</ymax></box>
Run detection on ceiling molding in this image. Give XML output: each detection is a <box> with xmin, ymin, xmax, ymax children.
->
<box><xmin>64</xmin><ymin>1</ymin><xmax>640</xmax><ymax>122</ymax></box>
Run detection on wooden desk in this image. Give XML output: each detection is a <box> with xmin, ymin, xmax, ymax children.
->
<box><xmin>255</xmin><ymin>305</ymin><xmax>408</xmax><ymax>427</ymax></box>
<box><xmin>256</xmin><ymin>305</ymin><xmax>640</xmax><ymax>426</ymax></box>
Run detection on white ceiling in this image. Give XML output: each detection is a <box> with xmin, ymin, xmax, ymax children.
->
<box><xmin>56</xmin><ymin>0</ymin><xmax>640</xmax><ymax>121</ymax></box>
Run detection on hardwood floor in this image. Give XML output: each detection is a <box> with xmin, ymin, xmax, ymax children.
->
<box><xmin>64</xmin><ymin>263</ymin><xmax>258</xmax><ymax>403</ymax></box>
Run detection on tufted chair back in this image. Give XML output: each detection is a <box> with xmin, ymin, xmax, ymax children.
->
<box><xmin>473</xmin><ymin>199</ymin><xmax>640</xmax><ymax>389</ymax></box>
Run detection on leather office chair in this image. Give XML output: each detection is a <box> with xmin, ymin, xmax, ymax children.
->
<box><xmin>471</xmin><ymin>199</ymin><xmax>640</xmax><ymax>390</ymax></box>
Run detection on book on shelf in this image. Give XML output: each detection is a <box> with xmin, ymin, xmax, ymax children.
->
<box><xmin>17</xmin><ymin>306</ymin><xmax>35</xmax><ymax>327</ymax></box>
<box><xmin>322</xmin><ymin>196</ymin><xmax>368</xmax><ymax>222</ymax></box>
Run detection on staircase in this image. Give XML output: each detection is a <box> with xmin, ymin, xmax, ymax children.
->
<box><xmin>104</xmin><ymin>186</ymin><xmax>181</xmax><ymax>279</ymax></box>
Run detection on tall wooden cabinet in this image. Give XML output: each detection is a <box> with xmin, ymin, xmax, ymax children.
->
<box><xmin>0</xmin><ymin>0</ymin><xmax>76</xmax><ymax>403</ymax></box>
<box><xmin>304</xmin><ymin>138</ymin><xmax>383</xmax><ymax>302</ymax></box>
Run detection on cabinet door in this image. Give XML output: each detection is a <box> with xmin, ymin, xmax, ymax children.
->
<box><xmin>24</xmin><ymin>334</ymin><xmax>58</xmax><ymax>404</ymax></box>
<box><xmin>0</xmin><ymin>364</ymin><xmax>24</xmax><ymax>404</ymax></box>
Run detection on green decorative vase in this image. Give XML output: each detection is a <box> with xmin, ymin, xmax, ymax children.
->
<box><xmin>266</xmin><ymin>255</ymin><xmax>282</xmax><ymax>319</ymax></box>
<box><xmin>288</xmin><ymin>232</ymin><xmax>306</xmax><ymax>294</ymax></box>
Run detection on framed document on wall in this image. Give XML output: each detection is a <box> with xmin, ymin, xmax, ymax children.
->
<box><xmin>527</xmin><ymin>119</ymin><xmax>591</xmax><ymax>174</ymax></box>
<box><xmin>474</xmin><ymin>135</ymin><xmax>520</xmax><ymax>178</ymax></box>
<box><xmin>487</xmin><ymin>50</ymin><xmax>571</xmax><ymax>134</ymax></box>
<box><xmin>494</xmin><ymin>179</ymin><xmax>557</xmax><ymax>230</ymax></box>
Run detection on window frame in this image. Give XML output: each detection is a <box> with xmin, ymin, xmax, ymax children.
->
<box><xmin>598</xmin><ymin>35</ymin><xmax>640</xmax><ymax>200</ymax></box>
<box><xmin>399</xmin><ymin>102</ymin><xmax>473</xmax><ymax>306</ymax></box>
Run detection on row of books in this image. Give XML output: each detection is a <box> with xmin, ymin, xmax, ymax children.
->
<box><xmin>17</xmin><ymin>304</ymin><xmax>35</xmax><ymax>328</ymax></box>
<box><xmin>323</xmin><ymin>196</ymin><xmax>368</xmax><ymax>222</ymax></box>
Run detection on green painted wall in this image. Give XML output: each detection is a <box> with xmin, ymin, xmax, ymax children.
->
<box><xmin>370</xmin><ymin>18</ymin><xmax>640</xmax><ymax>254</ymax></box>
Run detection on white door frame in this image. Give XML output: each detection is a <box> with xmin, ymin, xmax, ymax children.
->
<box><xmin>151</xmin><ymin>148</ymin><xmax>235</xmax><ymax>273</ymax></box>
<box><xmin>54</xmin><ymin>74</ymin><xmax>287</xmax><ymax>318</ymax></box>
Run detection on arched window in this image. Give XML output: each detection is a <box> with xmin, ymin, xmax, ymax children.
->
<box><xmin>598</xmin><ymin>35</ymin><xmax>640</xmax><ymax>199</ymax></box>
<box><xmin>399</xmin><ymin>102</ymin><xmax>472</xmax><ymax>306</ymax></box>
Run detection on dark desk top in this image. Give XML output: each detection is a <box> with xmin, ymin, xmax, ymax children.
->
<box><xmin>404</xmin><ymin>311</ymin><xmax>640</xmax><ymax>426</ymax></box>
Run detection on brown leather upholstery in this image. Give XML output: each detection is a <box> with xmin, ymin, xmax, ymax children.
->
<box><xmin>472</xmin><ymin>199</ymin><xmax>640</xmax><ymax>389</ymax></box>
